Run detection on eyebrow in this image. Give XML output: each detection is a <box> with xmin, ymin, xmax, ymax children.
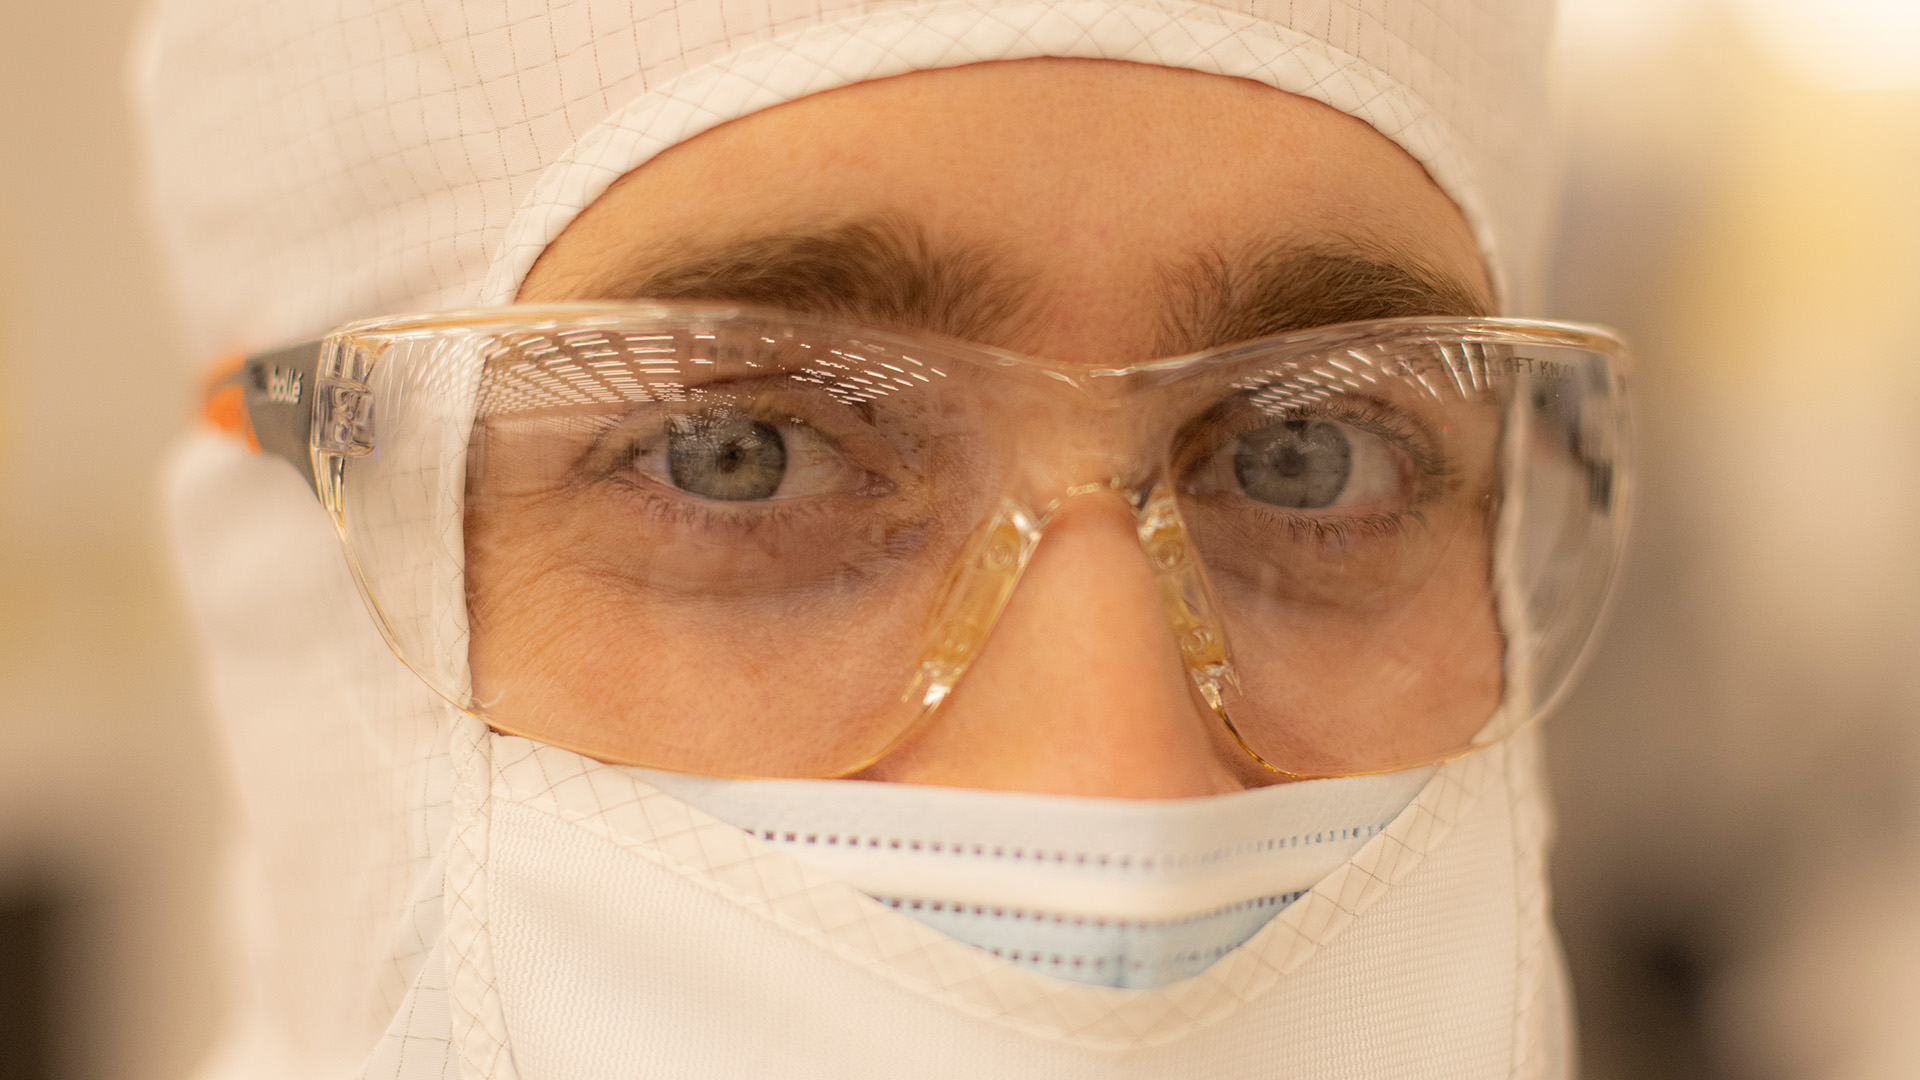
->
<box><xmin>594</xmin><ymin>216</ymin><xmax>1036</xmax><ymax>344</ymax></box>
<box><xmin>1152</xmin><ymin>241</ymin><xmax>1491</xmax><ymax>356</ymax></box>
<box><xmin>582</xmin><ymin>215</ymin><xmax>1489</xmax><ymax>354</ymax></box>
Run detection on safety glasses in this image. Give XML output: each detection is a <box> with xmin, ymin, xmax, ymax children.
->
<box><xmin>210</xmin><ymin>303</ymin><xmax>1630</xmax><ymax>779</ymax></box>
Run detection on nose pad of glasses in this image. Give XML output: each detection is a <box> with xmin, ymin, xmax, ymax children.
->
<box><xmin>857</xmin><ymin>488</ymin><xmax>1251</xmax><ymax>797</ymax></box>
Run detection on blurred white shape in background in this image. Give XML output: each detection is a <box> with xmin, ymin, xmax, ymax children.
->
<box><xmin>1559</xmin><ymin>0</ymin><xmax>1920</xmax><ymax>88</ymax></box>
<box><xmin>1732</xmin><ymin>0</ymin><xmax>1920</xmax><ymax>90</ymax></box>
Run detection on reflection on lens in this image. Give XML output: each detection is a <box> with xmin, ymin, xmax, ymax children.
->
<box><xmin>667</xmin><ymin>411</ymin><xmax>787</xmax><ymax>501</ymax></box>
<box><xmin>1232</xmin><ymin>420</ymin><xmax>1352</xmax><ymax>508</ymax></box>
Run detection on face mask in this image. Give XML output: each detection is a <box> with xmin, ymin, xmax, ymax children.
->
<box><xmin>638</xmin><ymin>764</ymin><xmax>1434</xmax><ymax>988</ymax></box>
<box><xmin>337</xmin><ymin>713</ymin><xmax>1572</xmax><ymax>1080</ymax></box>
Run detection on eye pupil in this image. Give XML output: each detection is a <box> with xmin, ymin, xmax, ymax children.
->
<box><xmin>667</xmin><ymin>412</ymin><xmax>788</xmax><ymax>501</ymax></box>
<box><xmin>1233</xmin><ymin>419</ymin><xmax>1352</xmax><ymax>508</ymax></box>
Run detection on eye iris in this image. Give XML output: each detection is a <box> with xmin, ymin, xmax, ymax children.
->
<box><xmin>666</xmin><ymin>412</ymin><xmax>788</xmax><ymax>501</ymax></box>
<box><xmin>1232</xmin><ymin>419</ymin><xmax>1352</xmax><ymax>508</ymax></box>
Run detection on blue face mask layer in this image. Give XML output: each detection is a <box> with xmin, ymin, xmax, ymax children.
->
<box><xmin>639</xmin><ymin>765</ymin><xmax>1434</xmax><ymax>988</ymax></box>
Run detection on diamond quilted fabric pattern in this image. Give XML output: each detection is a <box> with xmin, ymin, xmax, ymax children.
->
<box><xmin>143</xmin><ymin>0</ymin><xmax>1556</xmax><ymax>366</ymax></box>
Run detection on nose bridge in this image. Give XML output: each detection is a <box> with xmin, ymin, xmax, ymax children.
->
<box><xmin>897</xmin><ymin>471</ymin><xmax>1236</xmax><ymax>736</ymax></box>
<box><xmin>1003</xmin><ymin>371</ymin><xmax>1240</xmax><ymax>720</ymax></box>
<box><xmin>874</xmin><ymin>476</ymin><xmax>1248</xmax><ymax>795</ymax></box>
<box><xmin>997</xmin><ymin>382</ymin><xmax>1162</xmax><ymax>513</ymax></box>
<box><xmin>1026</xmin><ymin>481</ymin><xmax>1234</xmax><ymax>686</ymax></box>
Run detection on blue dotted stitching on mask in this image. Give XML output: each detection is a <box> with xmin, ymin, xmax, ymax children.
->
<box><xmin>743</xmin><ymin>823</ymin><xmax>1393</xmax><ymax>870</ymax></box>
<box><xmin>869</xmin><ymin>890</ymin><xmax>1307</xmax><ymax>929</ymax></box>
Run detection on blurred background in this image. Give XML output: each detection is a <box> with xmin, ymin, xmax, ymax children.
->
<box><xmin>0</xmin><ymin>0</ymin><xmax>1916</xmax><ymax>1078</ymax></box>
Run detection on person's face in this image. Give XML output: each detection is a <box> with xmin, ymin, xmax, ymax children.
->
<box><xmin>479</xmin><ymin>58</ymin><xmax>1498</xmax><ymax>797</ymax></box>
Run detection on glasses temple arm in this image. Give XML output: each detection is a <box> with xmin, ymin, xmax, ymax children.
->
<box><xmin>205</xmin><ymin>339</ymin><xmax>325</xmax><ymax>494</ymax></box>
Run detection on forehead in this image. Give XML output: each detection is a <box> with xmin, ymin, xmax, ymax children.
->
<box><xmin>521</xmin><ymin>58</ymin><xmax>1491</xmax><ymax>361</ymax></box>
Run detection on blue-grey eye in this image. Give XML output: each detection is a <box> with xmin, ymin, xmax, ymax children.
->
<box><xmin>1232</xmin><ymin>419</ymin><xmax>1352</xmax><ymax>508</ymax></box>
<box><xmin>667</xmin><ymin>412</ymin><xmax>787</xmax><ymax>501</ymax></box>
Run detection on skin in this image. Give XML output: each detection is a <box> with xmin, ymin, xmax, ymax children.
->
<box><xmin>494</xmin><ymin>57</ymin><xmax>1498</xmax><ymax>798</ymax></box>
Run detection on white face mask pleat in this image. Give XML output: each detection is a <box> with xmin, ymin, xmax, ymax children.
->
<box><xmin>639</xmin><ymin>765</ymin><xmax>1436</xmax><ymax>988</ymax></box>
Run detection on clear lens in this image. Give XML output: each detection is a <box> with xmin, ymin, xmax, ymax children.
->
<box><xmin>461</xmin><ymin>317</ymin><xmax>1003</xmax><ymax>775</ymax></box>
<box><xmin>1170</xmin><ymin>337</ymin><xmax>1623</xmax><ymax>776</ymax></box>
<box><xmin>316</xmin><ymin>306</ymin><xmax>1629</xmax><ymax>779</ymax></box>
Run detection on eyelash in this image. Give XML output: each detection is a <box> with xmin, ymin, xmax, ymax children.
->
<box><xmin>1267</xmin><ymin>396</ymin><xmax>1445</xmax><ymax>480</ymax></box>
<box><xmin>605</xmin><ymin>468</ymin><xmax>840</xmax><ymax>536</ymax></box>
<box><xmin>1250</xmin><ymin>507</ymin><xmax>1425</xmax><ymax>553</ymax></box>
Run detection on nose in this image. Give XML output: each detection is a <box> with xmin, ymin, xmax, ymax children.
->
<box><xmin>857</xmin><ymin>491</ymin><xmax>1261</xmax><ymax>796</ymax></box>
